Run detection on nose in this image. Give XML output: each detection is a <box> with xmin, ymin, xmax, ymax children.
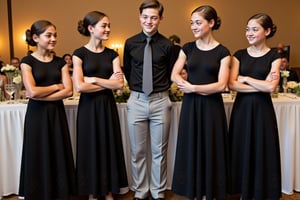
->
<box><xmin>146</xmin><ymin>17</ymin><xmax>152</xmax><ymax>23</ymax></box>
<box><xmin>246</xmin><ymin>29</ymin><xmax>253</xmax><ymax>35</ymax></box>
<box><xmin>191</xmin><ymin>24</ymin><xmax>196</xmax><ymax>30</ymax></box>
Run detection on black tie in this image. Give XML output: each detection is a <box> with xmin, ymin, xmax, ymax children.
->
<box><xmin>142</xmin><ymin>37</ymin><xmax>153</xmax><ymax>96</ymax></box>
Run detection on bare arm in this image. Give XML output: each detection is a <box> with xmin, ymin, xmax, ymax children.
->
<box><xmin>21</xmin><ymin>63</ymin><xmax>69</xmax><ymax>100</ymax></box>
<box><xmin>85</xmin><ymin>56</ymin><xmax>124</xmax><ymax>90</ymax></box>
<box><xmin>228</xmin><ymin>56</ymin><xmax>258</xmax><ymax>92</ymax></box>
<box><xmin>171</xmin><ymin>50</ymin><xmax>187</xmax><ymax>84</ymax></box>
<box><xmin>0</xmin><ymin>75</ymin><xmax>9</xmax><ymax>100</ymax></box>
<box><xmin>73</xmin><ymin>55</ymin><xmax>123</xmax><ymax>93</ymax></box>
<box><xmin>32</xmin><ymin>64</ymin><xmax>73</xmax><ymax>101</ymax></box>
<box><xmin>229</xmin><ymin>56</ymin><xmax>280</xmax><ymax>93</ymax></box>
<box><xmin>173</xmin><ymin>53</ymin><xmax>231</xmax><ymax>95</ymax></box>
<box><xmin>72</xmin><ymin>55</ymin><xmax>104</xmax><ymax>93</ymax></box>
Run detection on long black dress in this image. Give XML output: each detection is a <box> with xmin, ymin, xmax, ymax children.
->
<box><xmin>172</xmin><ymin>42</ymin><xmax>230</xmax><ymax>199</ymax></box>
<box><xmin>73</xmin><ymin>47</ymin><xmax>128</xmax><ymax>198</ymax></box>
<box><xmin>229</xmin><ymin>49</ymin><xmax>281</xmax><ymax>200</ymax></box>
<box><xmin>19</xmin><ymin>55</ymin><xmax>76</xmax><ymax>200</ymax></box>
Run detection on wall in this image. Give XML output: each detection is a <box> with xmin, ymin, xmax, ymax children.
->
<box><xmin>0</xmin><ymin>0</ymin><xmax>9</xmax><ymax>63</ymax></box>
<box><xmin>0</xmin><ymin>0</ymin><xmax>300</xmax><ymax>67</ymax></box>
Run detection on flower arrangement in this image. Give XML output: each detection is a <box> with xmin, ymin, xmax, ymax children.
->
<box><xmin>114</xmin><ymin>82</ymin><xmax>130</xmax><ymax>103</ymax></box>
<box><xmin>281</xmin><ymin>70</ymin><xmax>290</xmax><ymax>93</ymax></box>
<box><xmin>1</xmin><ymin>64</ymin><xmax>17</xmax><ymax>73</ymax></box>
<box><xmin>281</xmin><ymin>70</ymin><xmax>290</xmax><ymax>78</ymax></box>
<box><xmin>169</xmin><ymin>82</ymin><xmax>183</xmax><ymax>102</ymax></box>
<box><xmin>287</xmin><ymin>81</ymin><xmax>300</xmax><ymax>95</ymax></box>
<box><xmin>1</xmin><ymin>64</ymin><xmax>17</xmax><ymax>84</ymax></box>
<box><xmin>113</xmin><ymin>81</ymin><xmax>184</xmax><ymax>103</ymax></box>
<box><xmin>13</xmin><ymin>74</ymin><xmax>22</xmax><ymax>84</ymax></box>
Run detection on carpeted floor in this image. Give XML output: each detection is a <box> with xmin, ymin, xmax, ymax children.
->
<box><xmin>2</xmin><ymin>190</ymin><xmax>300</xmax><ymax>200</ymax></box>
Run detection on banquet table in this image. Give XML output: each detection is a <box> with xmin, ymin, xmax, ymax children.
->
<box><xmin>1</xmin><ymin>94</ymin><xmax>300</xmax><ymax>198</ymax></box>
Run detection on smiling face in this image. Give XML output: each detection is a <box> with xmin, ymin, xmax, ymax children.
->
<box><xmin>33</xmin><ymin>25</ymin><xmax>57</xmax><ymax>51</ymax></box>
<box><xmin>190</xmin><ymin>12</ymin><xmax>214</xmax><ymax>39</ymax></box>
<box><xmin>89</xmin><ymin>16</ymin><xmax>111</xmax><ymax>41</ymax></box>
<box><xmin>139</xmin><ymin>8</ymin><xmax>162</xmax><ymax>36</ymax></box>
<box><xmin>246</xmin><ymin>19</ymin><xmax>270</xmax><ymax>46</ymax></box>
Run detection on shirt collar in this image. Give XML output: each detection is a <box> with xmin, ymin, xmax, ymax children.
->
<box><xmin>139</xmin><ymin>31</ymin><xmax>159</xmax><ymax>42</ymax></box>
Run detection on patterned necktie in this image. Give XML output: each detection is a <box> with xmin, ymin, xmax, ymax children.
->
<box><xmin>142</xmin><ymin>37</ymin><xmax>153</xmax><ymax>96</ymax></box>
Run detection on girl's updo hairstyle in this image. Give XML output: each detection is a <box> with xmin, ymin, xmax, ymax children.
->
<box><xmin>191</xmin><ymin>5</ymin><xmax>221</xmax><ymax>30</ymax></box>
<box><xmin>248</xmin><ymin>13</ymin><xmax>277</xmax><ymax>39</ymax></box>
<box><xmin>25</xmin><ymin>20</ymin><xmax>55</xmax><ymax>47</ymax></box>
<box><xmin>77</xmin><ymin>11</ymin><xmax>107</xmax><ymax>36</ymax></box>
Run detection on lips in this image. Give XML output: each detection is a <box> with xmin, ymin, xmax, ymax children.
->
<box><xmin>144</xmin><ymin>25</ymin><xmax>152</xmax><ymax>29</ymax></box>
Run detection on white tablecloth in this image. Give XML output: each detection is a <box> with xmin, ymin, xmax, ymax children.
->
<box><xmin>1</xmin><ymin>94</ymin><xmax>300</xmax><ymax>198</ymax></box>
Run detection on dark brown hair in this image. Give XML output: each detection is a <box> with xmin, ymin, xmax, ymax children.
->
<box><xmin>25</xmin><ymin>20</ymin><xmax>56</xmax><ymax>47</ymax></box>
<box><xmin>191</xmin><ymin>5</ymin><xmax>221</xmax><ymax>30</ymax></box>
<box><xmin>77</xmin><ymin>11</ymin><xmax>107</xmax><ymax>36</ymax></box>
<box><xmin>247</xmin><ymin>13</ymin><xmax>277</xmax><ymax>39</ymax></box>
<box><xmin>139</xmin><ymin>0</ymin><xmax>164</xmax><ymax>17</ymax></box>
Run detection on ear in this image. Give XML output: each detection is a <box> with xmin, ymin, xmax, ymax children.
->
<box><xmin>87</xmin><ymin>25</ymin><xmax>94</xmax><ymax>34</ymax></box>
<box><xmin>209</xmin><ymin>19</ymin><xmax>215</xmax><ymax>28</ymax></box>
<box><xmin>265</xmin><ymin>27</ymin><xmax>271</xmax><ymax>37</ymax></box>
<box><xmin>32</xmin><ymin>34</ymin><xmax>39</xmax><ymax>43</ymax></box>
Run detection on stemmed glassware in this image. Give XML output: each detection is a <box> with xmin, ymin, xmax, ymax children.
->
<box><xmin>5</xmin><ymin>83</ymin><xmax>16</xmax><ymax>104</ymax></box>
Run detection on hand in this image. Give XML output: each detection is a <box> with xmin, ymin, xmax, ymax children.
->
<box><xmin>177</xmin><ymin>80</ymin><xmax>194</xmax><ymax>93</ymax></box>
<box><xmin>110</xmin><ymin>72</ymin><xmax>123</xmax><ymax>80</ymax></box>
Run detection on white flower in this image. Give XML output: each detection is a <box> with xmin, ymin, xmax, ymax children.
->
<box><xmin>287</xmin><ymin>81</ymin><xmax>298</xmax><ymax>89</ymax></box>
<box><xmin>0</xmin><ymin>64</ymin><xmax>17</xmax><ymax>73</ymax></box>
<box><xmin>13</xmin><ymin>74</ymin><xmax>22</xmax><ymax>84</ymax></box>
<box><xmin>281</xmin><ymin>70</ymin><xmax>290</xmax><ymax>78</ymax></box>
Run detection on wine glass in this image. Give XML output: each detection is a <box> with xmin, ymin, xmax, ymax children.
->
<box><xmin>5</xmin><ymin>84</ymin><xmax>16</xmax><ymax>104</ymax></box>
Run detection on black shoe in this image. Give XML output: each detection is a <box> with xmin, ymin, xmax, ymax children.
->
<box><xmin>152</xmin><ymin>198</ymin><xmax>165</xmax><ymax>200</ymax></box>
<box><xmin>133</xmin><ymin>198</ymin><xmax>149</xmax><ymax>200</ymax></box>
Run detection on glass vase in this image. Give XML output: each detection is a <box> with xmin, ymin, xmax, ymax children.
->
<box><xmin>282</xmin><ymin>77</ymin><xmax>288</xmax><ymax>93</ymax></box>
<box><xmin>14</xmin><ymin>83</ymin><xmax>22</xmax><ymax>100</ymax></box>
<box><xmin>5</xmin><ymin>71</ymin><xmax>15</xmax><ymax>84</ymax></box>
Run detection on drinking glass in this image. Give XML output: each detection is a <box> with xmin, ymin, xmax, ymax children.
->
<box><xmin>5</xmin><ymin>84</ymin><xmax>16</xmax><ymax>104</ymax></box>
<box><xmin>0</xmin><ymin>79</ymin><xmax>3</xmax><ymax>101</ymax></box>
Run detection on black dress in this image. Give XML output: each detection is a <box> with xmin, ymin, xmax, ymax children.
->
<box><xmin>19</xmin><ymin>55</ymin><xmax>76</xmax><ymax>200</ymax></box>
<box><xmin>172</xmin><ymin>42</ymin><xmax>230</xmax><ymax>199</ymax></box>
<box><xmin>73</xmin><ymin>47</ymin><xmax>128</xmax><ymax>197</ymax></box>
<box><xmin>229</xmin><ymin>49</ymin><xmax>281</xmax><ymax>200</ymax></box>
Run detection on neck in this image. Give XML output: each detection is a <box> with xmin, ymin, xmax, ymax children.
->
<box><xmin>86</xmin><ymin>39</ymin><xmax>103</xmax><ymax>52</ymax></box>
<box><xmin>143</xmin><ymin>30</ymin><xmax>157</xmax><ymax>37</ymax></box>
<box><xmin>196</xmin><ymin>36</ymin><xmax>218</xmax><ymax>50</ymax></box>
<box><xmin>250</xmin><ymin>44</ymin><xmax>269</xmax><ymax>52</ymax></box>
<box><xmin>32</xmin><ymin>50</ymin><xmax>53</xmax><ymax>62</ymax></box>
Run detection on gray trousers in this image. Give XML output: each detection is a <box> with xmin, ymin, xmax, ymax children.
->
<box><xmin>126</xmin><ymin>91</ymin><xmax>171</xmax><ymax>199</ymax></box>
